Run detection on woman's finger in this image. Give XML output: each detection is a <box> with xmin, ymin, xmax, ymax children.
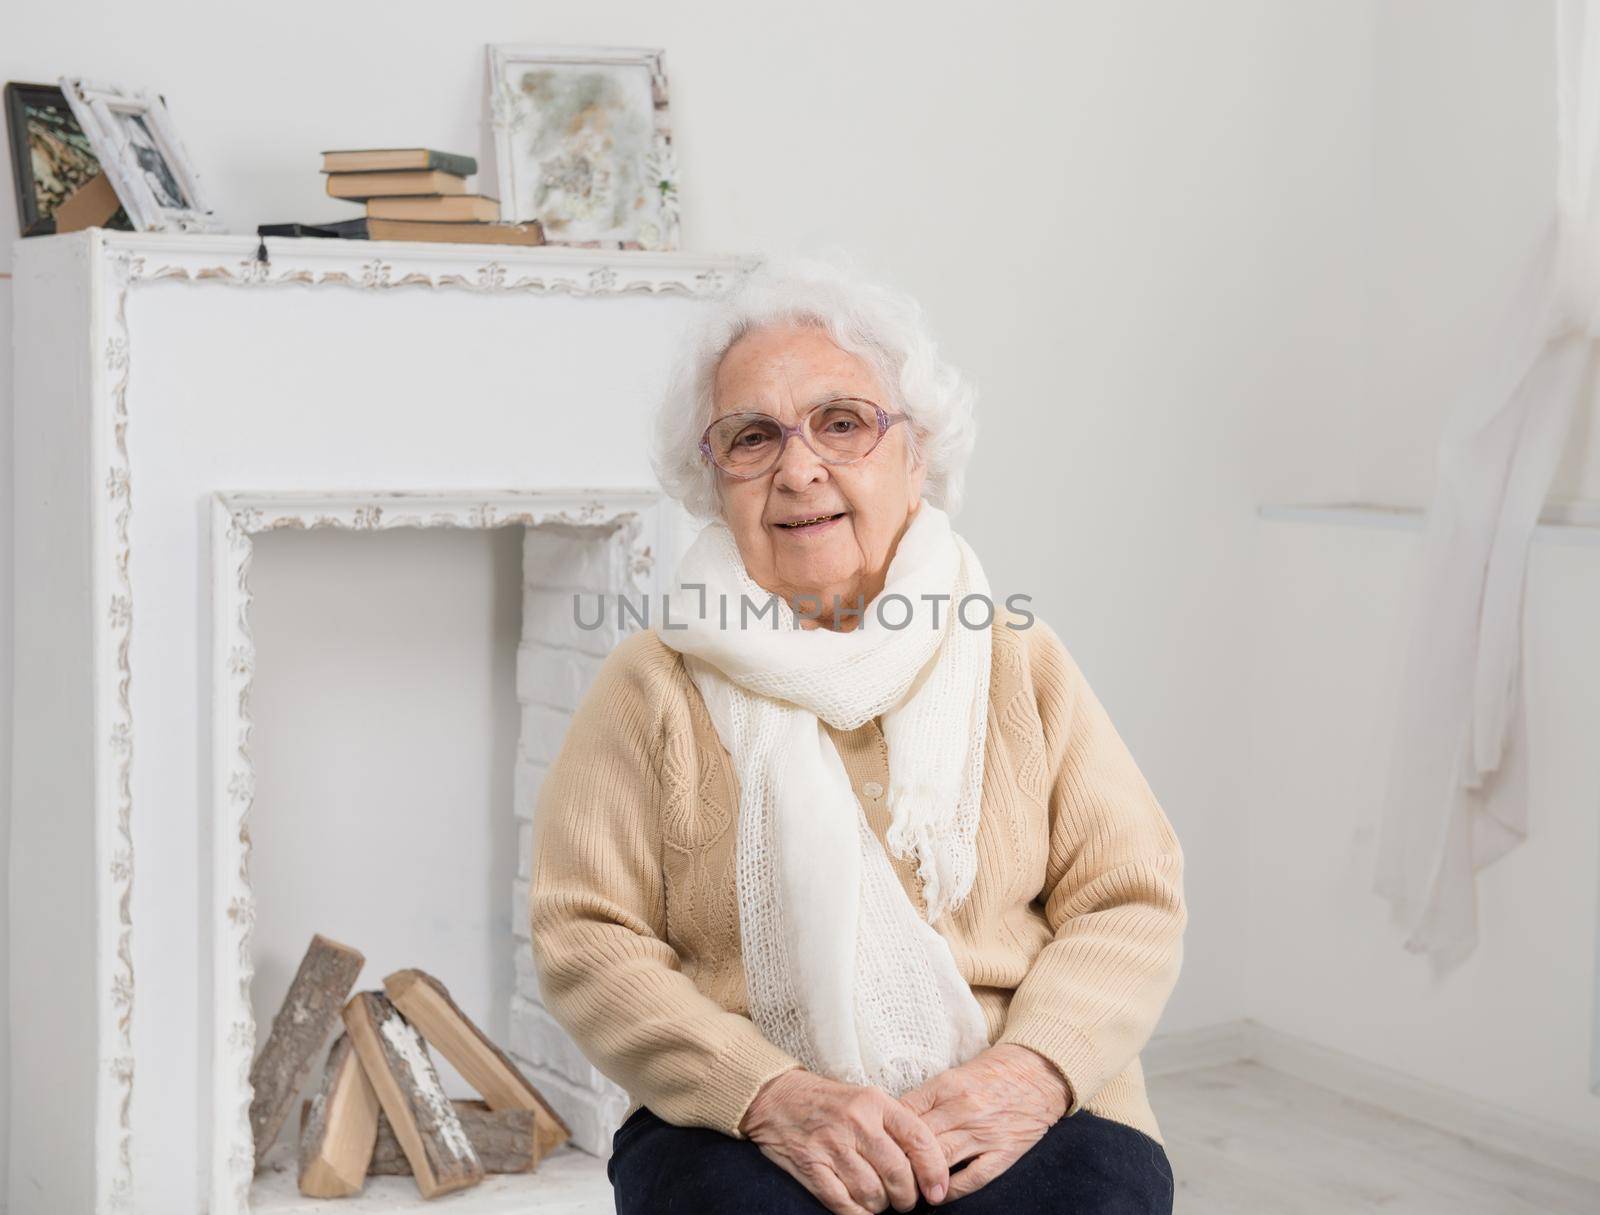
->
<box><xmin>832</xmin><ymin>1146</ymin><xmax>891</xmax><ymax>1213</ymax></box>
<box><xmin>762</xmin><ymin>1146</ymin><xmax>873</xmax><ymax>1215</ymax></box>
<box><xmin>855</xmin><ymin>1128</ymin><xmax>920</xmax><ymax>1212</ymax></box>
<box><xmin>815</xmin><ymin>1167</ymin><xmax>876</xmax><ymax>1215</ymax></box>
<box><xmin>911</xmin><ymin>1099</ymin><xmax>959</xmax><ymax>1139</ymax></box>
<box><xmin>881</xmin><ymin>1098</ymin><xmax>951</xmax><ymax>1202</ymax></box>
<box><xmin>942</xmin><ymin>1148</ymin><xmax>1016</xmax><ymax>1203</ymax></box>
<box><xmin>934</xmin><ymin>1125</ymin><xmax>981</xmax><ymax>1168</ymax></box>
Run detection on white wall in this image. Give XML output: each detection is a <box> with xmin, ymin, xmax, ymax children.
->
<box><xmin>1243</xmin><ymin>518</ymin><xmax>1600</xmax><ymax>1137</ymax></box>
<box><xmin>7</xmin><ymin>0</ymin><xmax>1592</xmax><ymax>1208</ymax></box>
<box><xmin>1243</xmin><ymin>0</ymin><xmax>1600</xmax><ymax>1142</ymax></box>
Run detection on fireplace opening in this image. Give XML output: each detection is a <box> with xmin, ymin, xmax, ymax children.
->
<box><xmin>222</xmin><ymin>507</ymin><xmax>645</xmax><ymax>1211</ymax></box>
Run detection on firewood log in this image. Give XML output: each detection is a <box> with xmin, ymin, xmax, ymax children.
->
<box><xmin>249</xmin><ymin>933</ymin><xmax>364</xmax><ymax>1167</ymax></box>
<box><xmin>371</xmin><ymin>1099</ymin><xmax>538</xmax><ymax>1175</ymax></box>
<box><xmin>297</xmin><ymin>1032</ymin><xmax>379</xmax><ymax>1197</ymax></box>
<box><xmin>297</xmin><ymin>1097</ymin><xmax>539</xmax><ymax>1176</ymax></box>
<box><xmin>342</xmin><ymin>990</ymin><xmax>483</xmax><ymax>1198</ymax></box>
<box><xmin>384</xmin><ymin>968</ymin><xmax>570</xmax><ymax>1164</ymax></box>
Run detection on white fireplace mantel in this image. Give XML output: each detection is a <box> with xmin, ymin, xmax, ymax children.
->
<box><xmin>9</xmin><ymin>231</ymin><xmax>752</xmax><ymax>1215</ymax></box>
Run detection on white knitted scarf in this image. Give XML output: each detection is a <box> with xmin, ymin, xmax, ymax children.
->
<box><xmin>655</xmin><ymin>500</ymin><xmax>994</xmax><ymax>1096</ymax></box>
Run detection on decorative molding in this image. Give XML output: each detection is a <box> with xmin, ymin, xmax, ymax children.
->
<box><xmin>209</xmin><ymin>489</ymin><xmax>663</xmax><ymax>1215</ymax></box>
<box><xmin>82</xmin><ymin>230</ymin><xmax>745</xmax><ymax>1213</ymax></box>
<box><xmin>98</xmin><ymin>230</ymin><xmax>751</xmax><ymax>297</ymax></box>
<box><xmin>100</xmin><ymin>245</ymin><xmax>139</xmax><ymax>1214</ymax></box>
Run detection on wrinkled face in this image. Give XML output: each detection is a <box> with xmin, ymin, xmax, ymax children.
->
<box><xmin>708</xmin><ymin>321</ymin><xmax>925</xmax><ymax>628</ymax></box>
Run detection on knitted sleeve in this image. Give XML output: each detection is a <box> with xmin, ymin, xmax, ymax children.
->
<box><xmin>995</xmin><ymin>617</ymin><xmax>1187</xmax><ymax>1115</ymax></box>
<box><xmin>527</xmin><ymin>631</ymin><xmax>804</xmax><ymax>1139</ymax></box>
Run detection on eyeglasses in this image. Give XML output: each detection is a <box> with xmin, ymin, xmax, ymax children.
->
<box><xmin>699</xmin><ymin>397</ymin><xmax>909</xmax><ymax>479</ymax></box>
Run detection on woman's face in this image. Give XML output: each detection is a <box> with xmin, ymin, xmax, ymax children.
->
<box><xmin>709</xmin><ymin>321</ymin><xmax>926</xmax><ymax>628</ymax></box>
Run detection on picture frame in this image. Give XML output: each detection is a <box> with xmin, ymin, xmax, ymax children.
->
<box><xmin>58</xmin><ymin>76</ymin><xmax>221</xmax><ymax>233</ymax></box>
<box><xmin>486</xmin><ymin>44</ymin><xmax>679</xmax><ymax>251</ymax></box>
<box><xmin>4</xmin><ymin>81</ymin><xmax>131</xmax><ymax>236</ymax></box>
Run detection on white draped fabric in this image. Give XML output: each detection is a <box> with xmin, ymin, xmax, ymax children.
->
<box><xmin>1373</xmin><ymin>0</ymin><xmax>1600</xmax><ymax>1072</ymax></box>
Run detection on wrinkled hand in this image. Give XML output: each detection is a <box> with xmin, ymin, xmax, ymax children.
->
<box><xmin>897</xmin><ymin>1044</ymin><xmax>1073</xmax><ymax>1204</ymax></box>
<box><xmin>739</xmin><ymin>1067</ymin><xmax>952</xmax><ymax>1214</ymax></box>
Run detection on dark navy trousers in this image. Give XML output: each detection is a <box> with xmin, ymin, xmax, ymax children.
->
<box><xmin>607</xmin><ymin>1104</ymin><xmax>1175</xmax><ymax>1214</ymax></box>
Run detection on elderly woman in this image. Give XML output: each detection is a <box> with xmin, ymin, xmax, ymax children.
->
<box><xmin>529</xmin><ymin>256</ymin><xmax>1186</xmax><ymax>1215</ymax></box>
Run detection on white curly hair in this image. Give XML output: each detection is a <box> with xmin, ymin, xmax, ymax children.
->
<box><xmin>650</xmin><ymin>250</ymin><xmax>978</xmax><ymax>522</ymax></box>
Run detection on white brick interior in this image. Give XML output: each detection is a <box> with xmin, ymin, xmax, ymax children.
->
<box><xmin>511</xmin><ymin>523</ymin><xmax>639</xmax><ymax>1156</ymax></box>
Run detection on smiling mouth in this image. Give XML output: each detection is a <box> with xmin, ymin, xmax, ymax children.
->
<box><xmin>775</xmin><ymin>512</ymin><xmax>847</xmax><ymax>530</ymax></box>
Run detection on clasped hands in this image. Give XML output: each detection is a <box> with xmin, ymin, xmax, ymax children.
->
<box><xmin>737</xmin><ymin>1043</ymin><xmax>1072</xmax><ymax>1215</ymax></box>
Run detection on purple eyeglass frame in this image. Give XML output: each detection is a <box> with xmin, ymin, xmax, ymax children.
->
<box><xmin>698</xmin><ymin>397</ymin><xmax>909</xmax><ymax>479</ymax></box>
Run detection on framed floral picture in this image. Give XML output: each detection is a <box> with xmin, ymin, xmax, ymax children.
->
<box><xmin>486</xmin><ymin>44</ymin><xmax>679</xmax><ymax>250</ymax></box>
<box><xmin>4</xmin><ymin>81</ymin><xmax>131</xmax><ymax>236</ymax></box>
<box><xmin>59</xmin><ymin>76</ymin><xmax>220</xmax><ymax>233</ymax></box>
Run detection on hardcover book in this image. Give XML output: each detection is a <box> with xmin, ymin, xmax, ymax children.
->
<box><xmin>321</xmin><ymin>148</ymin><xmax>477</xmax><ymax>176</ymax></box>
<box><xmin>257</xmin><ymin>219</ymin><xmax>371</xmax><ymax>239</ymax></box>
<box><xmin>364</xmin><ymin>218</ymin><xmax>545</xmax><ymax>246</ymax></box>
<box><xmin>366</xmin><ymin>195</ymin><xmax>501</xmax><ymax>223</ymax></box>
<box><xmin>325</xmin><ymin>169</ymin><xmax>469</xmax><ymax>200</ymax></box>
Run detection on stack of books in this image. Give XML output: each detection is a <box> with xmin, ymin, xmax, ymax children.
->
<box><xmin>322</xmin><ymin>148</ymin><xmax>545</xmax><ymax>245</ymax></box>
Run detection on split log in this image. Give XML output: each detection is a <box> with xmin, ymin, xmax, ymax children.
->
<box><xmin>297</xmin><ymin>1098</ymin><xmax>537</xmax><ymax>1177</ymax></box>
<box><xmin>372</xmin><ymin>1100</ymin><xmax>538</xmax><ymax>1175</ymax></box>
<box><xmin>342</xmin><ymin>990</ymin><xmax>483</xmax><ymax>1198</ymax></box>
<box><xmin>297</xmin><ymin>1032</ymin><xmax>380</xmax><ymax>1197</ymax></box>
<box><xmin>250</xmin><ymin>933</ymin><xmax>365</xmax><ymax>1167</ymax></box>
<box><xmin>384</xmin><ymin>968</ymin><xmax>570</xmax><ymax>1163</ymax></box>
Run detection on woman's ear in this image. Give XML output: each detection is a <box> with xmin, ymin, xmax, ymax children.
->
<box><xmin>906</xmin><ymin>451</ymin><xmax>928</xmax><ymax>509</ymax></box>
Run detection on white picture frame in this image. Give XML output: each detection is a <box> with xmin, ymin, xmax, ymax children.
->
<box><xmin>487</xmin><ymin>44</ymin><xmax>680</xmax><ymax>250</ymax></box>
<box><xmin>58</xmin><ymin>76</ymin><xmax>220</xmax><ymax>233</ymax></box>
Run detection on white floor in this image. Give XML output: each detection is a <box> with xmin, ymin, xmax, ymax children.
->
<box><xmin>252</xmin><ymin>1059</ymin><xmax>1600</xmax><ymax>1213</ymax></box>
<box><xmin>251</xmin><ymin>1139</ymin><xmax>615</xmax><ymax>1213</ymax></box>
<box><xmin>1153</xmin><ymin>1060</ymin><xmax>1600</xmax><ymax>1214</ymax></box>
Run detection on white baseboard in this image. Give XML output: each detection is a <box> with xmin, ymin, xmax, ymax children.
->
<box><xmin>1142</xmin><ymin>1018</ymin><xmax>1259</xmax><ymax>1078</ymax></box>
<box><xmin>1143</xmin><ymin>1017</ymin><xmax>1600</xmax><ymax>1186</ymax></box>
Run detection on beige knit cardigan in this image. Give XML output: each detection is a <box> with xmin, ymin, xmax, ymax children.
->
<box><xmin>527</xmin><ymin>608</ymin><xmax>1187</xmax><ymax>1145</ymax></box>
